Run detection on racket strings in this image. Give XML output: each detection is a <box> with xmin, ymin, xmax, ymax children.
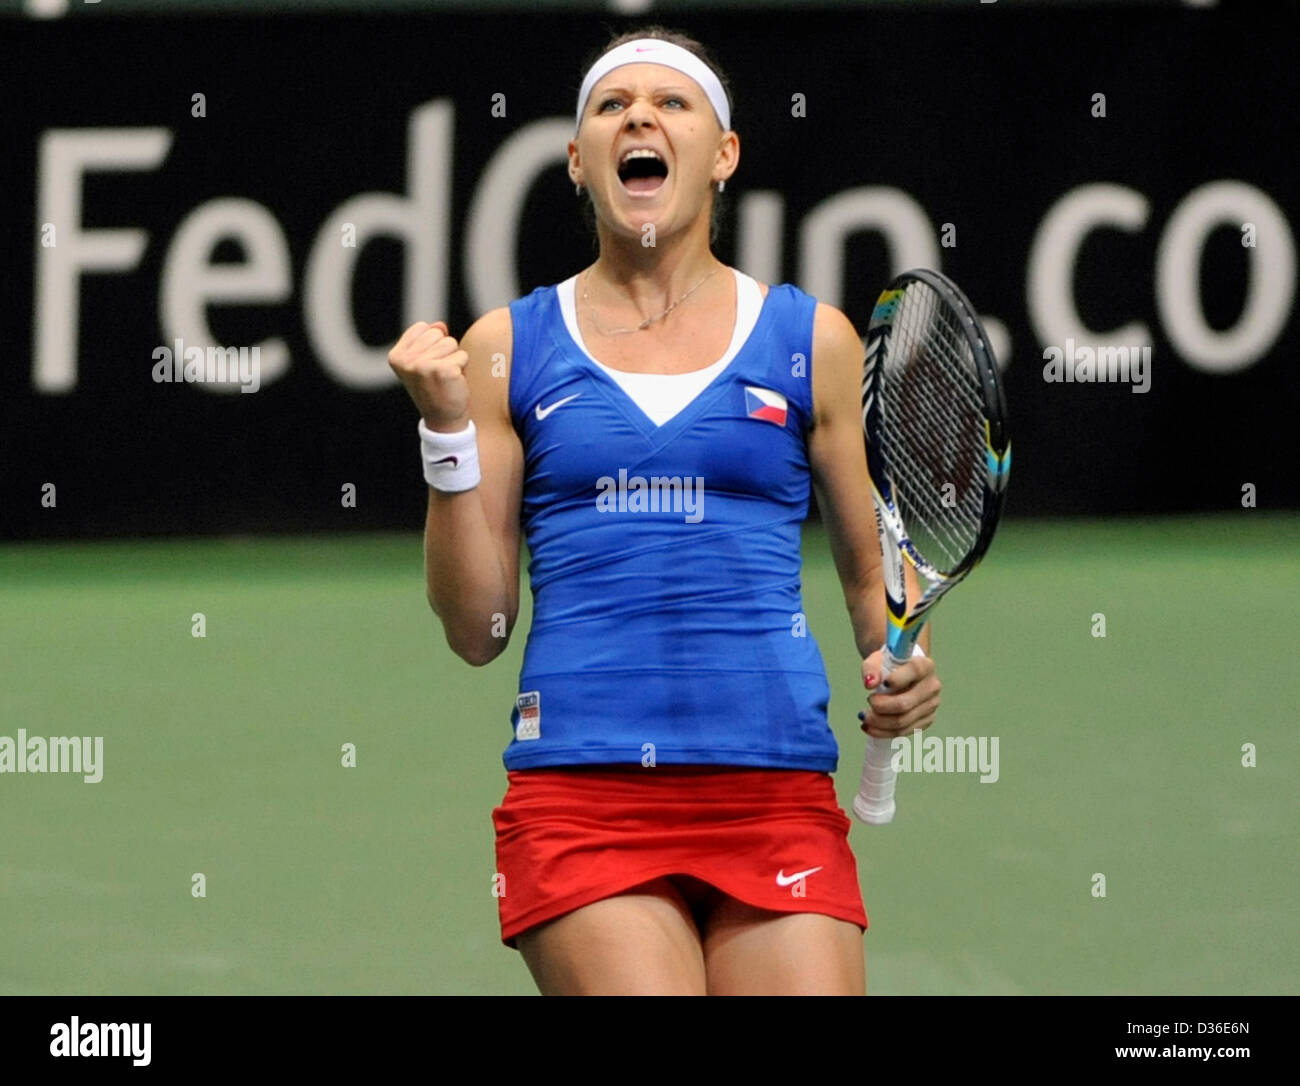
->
<box><xmin>889</xmin><ymin>328</ymin><xmax>985</xmax><ymax>551</ymax></box>
<box><xmin>880</xmin><ymin>283</ymin><xmax>988</xmax><ymax>573</ymax></box>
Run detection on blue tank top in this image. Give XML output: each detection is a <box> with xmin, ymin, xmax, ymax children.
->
<box><xmin>503</xmin><ymin>279</ymin><xmax>837</xmax><ymax>771</ymax></box>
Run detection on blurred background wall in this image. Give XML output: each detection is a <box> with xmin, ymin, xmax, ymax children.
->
<box><xmin>4</xmin><ymin>0</ymin><xmax>1295</xmax><ymax>539</ymax></box>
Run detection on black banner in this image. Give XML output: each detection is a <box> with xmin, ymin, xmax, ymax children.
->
<box><xmin>3</xmin><ymin>5</ymin><xmax>1297</xmax><ymax>538</ymax></box>
<box><xmin>0</xmin><ymin>994</ymin><xmax>1289</xmax><ymax>1069</ymax></box>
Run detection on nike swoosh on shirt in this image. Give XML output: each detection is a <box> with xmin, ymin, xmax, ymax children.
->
<box><xmin>775</xmin><ymin>867</ymin><xmax>823</xmax><ymax>887</ymax></box>
<box><xmin>535</xmin><ymin>394</ymin><xmax>581</xmax><ymax>421</ymax></box>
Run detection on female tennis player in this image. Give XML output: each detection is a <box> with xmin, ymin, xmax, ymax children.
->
<box><xmin>389</xmin><ymin>27</ymin><xmax>942</xmax><ymax>996</ymax></box>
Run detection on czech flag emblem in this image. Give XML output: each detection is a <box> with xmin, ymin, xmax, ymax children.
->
<box><xmin>744</xmin><ymin>386</ymin><xmax>788</xmax><ymax>426</ymax></box>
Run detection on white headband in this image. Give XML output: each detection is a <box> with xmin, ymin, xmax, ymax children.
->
<box><xmin>575</xmin><ymin>39</ymin><xmax>730</xmax><ymax>134</ymax></box>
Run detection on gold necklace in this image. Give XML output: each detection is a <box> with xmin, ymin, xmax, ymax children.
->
<box><xmin>582</xmin><ymin>266</ymin><xmax>720</xmax><ymax>336</ymax></box>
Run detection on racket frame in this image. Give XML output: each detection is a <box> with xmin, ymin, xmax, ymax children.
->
<box><xmin>853</xmin><ymin>268</ymin><xmax>1010</xmax><ymax>825</ymax></box>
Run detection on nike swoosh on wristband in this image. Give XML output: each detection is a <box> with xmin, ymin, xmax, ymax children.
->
<box><xmin>535</xmin><ymin>393</ymin><xmax>581</xmax><ymax>421</ymax></box>
<box><xmin>431</xmin><ymin>455</ymin><xmax>459</xmax><ymax>467</ymax></box>
<box><xmin>775</xmin><ymin>866</ymin><xmax>823</xmax><ymax>887</ymax></box>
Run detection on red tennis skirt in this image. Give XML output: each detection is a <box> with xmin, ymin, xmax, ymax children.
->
<box><xmin>491</xmin><ymin>765</ymin><xmax>869</xmax><ymax>948</ymax></box>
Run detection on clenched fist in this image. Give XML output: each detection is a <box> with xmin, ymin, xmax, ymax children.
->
<box><xmin>388</xmin><ymin>320</ymin><xmax>471</xmax><ymax>432</ymax></box>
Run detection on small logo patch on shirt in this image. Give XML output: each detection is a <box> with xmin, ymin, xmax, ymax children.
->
<box><xmin>515</xmin><ymin>691</ymin><xmax>541</xmax><ymax>740</ymax></box>
<box><xmin>744</xmin><ymin>386</ymin><xmax>788</xmax><ymax>426</ymax></box>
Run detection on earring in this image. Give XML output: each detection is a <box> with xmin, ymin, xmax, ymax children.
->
<box><xmin>575</xmin><ymin>183</ymin><xmax>583</xmax><ymax>196</ymax></box>
<box><xmin>716</xmin><ymin>180</ymin><xmax>726</xmax><ymax>193</ymax></box>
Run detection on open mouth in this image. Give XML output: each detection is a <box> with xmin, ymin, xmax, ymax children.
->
<box><xmin>617</xmin><ymin>148</ymin><xmax>669</xmax><ymax>195</ymax></box>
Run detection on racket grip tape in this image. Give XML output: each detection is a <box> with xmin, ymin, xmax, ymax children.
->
<box><xmin>852</xmin><ymin>644</ymin><xmax>911</xmax><ymax>825</ymax></box>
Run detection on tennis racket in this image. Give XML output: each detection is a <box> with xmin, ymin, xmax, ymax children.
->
<box><xmin>853</xmin><ymin>268</ymin><xmax>1011</xmax><ymax>825</ymax></box>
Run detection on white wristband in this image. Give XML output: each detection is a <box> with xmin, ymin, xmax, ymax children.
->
<box><xmin>418</xmin><ymin>419</ymin><xmax>481</xmax><ymax>492</ymax></box>
<box><xmin>912</xmin><ymin>643</ymin><xmax>927</xmax><ymax>659</ymax></box>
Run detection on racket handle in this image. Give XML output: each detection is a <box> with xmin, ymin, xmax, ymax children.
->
<box><xmin>852</xmin><ymin>645</ymin><xmax>908</xmax><ymax>825</ymax></box>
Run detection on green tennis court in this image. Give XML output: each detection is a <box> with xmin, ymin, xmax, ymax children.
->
<box><xmin>2</xmin><ymin>515</ymin><xmax>1296</xmax><ymax>995</ymax></box>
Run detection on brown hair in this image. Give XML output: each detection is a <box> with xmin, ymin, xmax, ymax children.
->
<box><xmin>576</xmin><ymin>26</ymin><xmax>734</xmax><ymax>247</ymax></box>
